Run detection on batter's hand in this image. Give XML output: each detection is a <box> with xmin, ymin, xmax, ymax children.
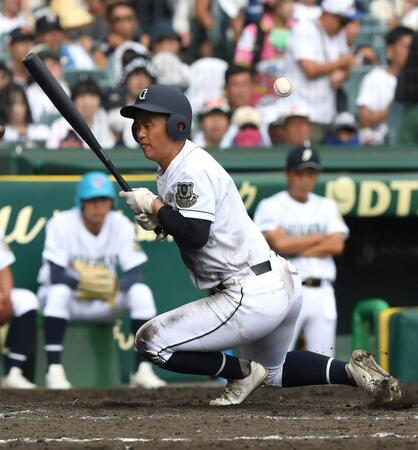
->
<box><xmin>119</xmin><ymin>188</ymin><xmax>158</xmax><ymax>215</ymax></box>
<box><xmin>135</xmin><ymin>213</ymin><xmax>158</xmax><ymax>231</ymax></box>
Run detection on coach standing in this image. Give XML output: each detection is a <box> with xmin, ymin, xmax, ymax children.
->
<box><xmin>254</xmin><ymin>146</ymin><xmax>349</xmax><ymax>357</ymax></box>
<box><xmin>284</xmin><ymin>0</ymin><xmax>357</xmax><ymax>143</ymax></box>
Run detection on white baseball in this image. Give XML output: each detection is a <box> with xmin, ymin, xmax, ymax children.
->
<box><xmin>274</xmin><ymin>77</ymin><xmax>293</xmax><ymax>97</ymax></box>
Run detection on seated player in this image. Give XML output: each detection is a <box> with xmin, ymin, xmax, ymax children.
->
<box><xmin>0</xmin><ymin>230</ymin><xmax>39</xmax><ymax>389</ymax></box>
<box><xmin>37</xmin><ymin>171</ymin><xmax>166</xmax><ymax>390</ymax></box>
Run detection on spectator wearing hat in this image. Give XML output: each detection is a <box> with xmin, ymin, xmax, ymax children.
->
<box><xmin>357</xmin><ymin>26</ymin><xmax>414</xmax><ymax>145</ymax></box>
<box><xmin>0</xmin><ymin>83</ymin><xmax>49</xmax><ymax>145</ymax></box>
<box><xmin>194</xmin><ymin>97</ymin><xmax>231</xmax><ymax>148</ymax></box>
<box><xmin>325</xmin><ymin>111</ymin><xmax>360</xmax><ymax>145</ymax></box>
<box><xmin>284</xmin><ymin>0</ymin><xmax>357</xmax><ymax>143</ymax></box>
<box><xmin>108</xmin><ymin>55</ymin><xmax>157</xmax><ymax>148</ymax></box>
<box><xmin>47</xmin><ymin>78</ymin><xmax>115</xmax><ymax>149</ymax></box>
<box><xmin>26</xmin><ymin>47</ymin><xmax>70</xmax><ymax>123</ymax></box>
<box><xmin>0</xmin><ymin>0</ymin><xmax>32</xmax><ymax>36</ymax></box>
<box><xmin>35</xmin><ymin>12</ymin><xmax>94</xmax><ymax>70</ymax></box>
<box><xmin>221</xmin><ymin>105</ymin><xmax>271</xmax><ymax>148</ymax></box>
<box><xmin>7</xmin><ymin>27</ymin><xmax>34</xmax><ymax>86</ymax></box>
<box><xmin>150</xmin><ymin>21</ymin><xmax>191</xmax><ymax>88</ymax></box>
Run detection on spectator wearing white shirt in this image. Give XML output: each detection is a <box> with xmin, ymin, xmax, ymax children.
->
<box><xmin>284</xmin><ymin>0</ymin><xmax>357</xmax><ymax>143</ymax></box>
<box><xmin>357</xmin><ymin>26</ymin><xmax>414</xmax><ymax>145</ymax></box>
<box><xmin>0</xmin><ymin>0</ymin><xmax>31</xmax><ymax>36</ymax></box>
<box><xmin>293</xmin><ymin>0</ymin><xmax>321</xmax><ymax>21</ymax></box>
<box><xmin>26</xmin><ymin>47</ymin><xmax>70</xmax><ymax>123</ymax></box>
<box><xmin>35</xmin><ymin>12</ymin><xmax>95</xmax><ymax>70</ymax></box>
<box><xmin>47</xmin><ymin>78</ymin><xmax>115</xmax><ymax>149</ymax></box>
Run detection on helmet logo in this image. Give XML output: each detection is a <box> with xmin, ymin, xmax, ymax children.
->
<box><xmin>138</xmin><ymin>88</ymin><xmax>148</xmax><ymax>101</ymax></box>
<box><xmin>92</xmin><ymin>176</ymin><xmax>105</xmax><ymax>188</ymax></box>
<box><xmin>302</xmin><ymin>149</ymin><xmax>312</xmax><ymax>161</ymax></box>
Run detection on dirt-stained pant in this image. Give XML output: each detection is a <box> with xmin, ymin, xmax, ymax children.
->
<box><xmin>136</xmin><ymin>253</ymin><xmax>302</xmax><ymax>387</ymax></box>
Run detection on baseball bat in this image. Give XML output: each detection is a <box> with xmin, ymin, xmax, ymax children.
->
<box><xmin>23</xmin><ymin>52</ymin><xmax>167</xmax><ymax>240</ymax></box>
<box><xmin>23</xmin><ymin>51</ymin><xmax>130</xmax><ymax>191</ymax></box>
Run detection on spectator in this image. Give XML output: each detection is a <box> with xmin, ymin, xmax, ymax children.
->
<box><xmin>83</xmin><ymin>0</ymin><xmax>109</xmax><ymax>46</ymax></box>
<box><xmin>401</xmin><ymin>2</ymin><xmax>418</xmax><ymax>31</ymax></box>
<box><xmin>354</xmin><ymin>44</ymin><xmax>380</xmax><ymax>67</ymax></box>
<box><xmin>370</xmin><ymin>0</ymin><xmax>417</xmax><ymax>29</ymax></box>
<box><xmin>0</xmin><ymin>83</ymin><xmax>49</xmax><ymax>144</ymax></box>
<box><xmin>234</xmin><ymin>0</ymin><xmax>294</xmax><ymax>100</ymax></box>
<box><xmin>224</xmin><ymin>64</ymin><xmax>254</xmax><ymax>112</ymax></box>
<box><xmin>325</xmin><ymin>111</ymin><xmax>360</xmax><ymax>145</ymax></box>
<box><xmin>284</xmin><ymin>0</ymin><xmax>357</xmax><ymax>143</ymax></box>
<box><xmin>357</xmin><ymin>26</ymin><xmax>414</xmax><ymax>145</ymax></box>
<box><xmin>293</xmin><ymin>0</ymin><xmax>321</xmax><ymax>21</ymax></box>
<box><xmin>395</xmin><ymin>31</ymin><xmax>418</xmax><ymax>143</ymax></box>
<box><xmin>0</xmin><ymin>0</ymin><xmax>31</xmax><ymax>36</ymax></box>
<box><xmin>0</xmin><ymin>62</ymin><xmax>12</xmax><ymax>93</ymax></box>
<box><xmin>35</xmin><ymin>12</ymin><xmax>95</xmax><ymax>70</ymax></box>
<box><xmin>26</xmin><ymin>47</ymin><xmax>70</xmax><ymax>123</ymax></box>
<box><xmin>47</xmin><ymin>78</ymin><xmax>115</xmax><ymax>149</ymax></box>
<box><xmin>282</xmin><ymin>103</ymin><xmax>312</xmax><ymax>146</ymax></box>
<box><xmin>194</xmin><ymin>97</ymin><xmax>231</xmax><ymax>148</ymax></box>
<box><xmin>7</xmin><ymin>27</ymin><xmax>34</xmax><ymax>86</ymax></box>
<box><xmin>150</xmin><ymin>20</ymin><xmax>191</xmax><ymax>88</ymax></box>
<box><xmin>108</xmin><ymin>55</ymin><xmax>157</xmax><ymax>147</ymax></box>
<box><xmin>111</xmin><ymin>41</ymin><xmax>150</xmax><ymax>86</ymax></box>
<box><xmin>221</xmin><ymin>105</ymin><xmax>270</xmax><ymax>148</ymax></box>
<box><xmin>49</xmin><ymin>0</ymin><xmax>93</xmax><ymax>31</ymax></box>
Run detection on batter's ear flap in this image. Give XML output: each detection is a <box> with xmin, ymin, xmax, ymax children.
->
<box><xmin>131</xmin><ymin>122</ymin><xmax>139</xmax><ymax>143</ymax></box>
<box><xmin>166</xmin><ymin>113</ymin><xmax>190</xmax><ymax>140</ymax></box>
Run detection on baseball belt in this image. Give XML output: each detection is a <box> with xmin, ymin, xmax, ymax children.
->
<box><xmin>216</xmin><ymin>260</ymin><xmax>272</xmax><ymax>291</ymax></box>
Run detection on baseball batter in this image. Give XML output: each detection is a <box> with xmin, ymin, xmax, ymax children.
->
<box><xmin>254</xmin><ymin>146</ymin><xmax>348</xmax><ymax>356</ymax></box>
<box><xmin>37</xmin><ymin>172</ymin><xmax>165</xmax><ymax>389</ymax></box>
<box><xmin>0</xmin><ymin>230</ymin><xmax>39</xmax><ymax>389</ymax></box>
<box><xmin>118</xmin><ymin>84</ymin><xmax>400</xmax><ymax>405</ymax></box>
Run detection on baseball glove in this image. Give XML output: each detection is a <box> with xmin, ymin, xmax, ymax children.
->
<box><xmin>0</xmin><ymin>294</ymin><xmax>13</xmax><ymax>326</ymax></box>
<box><xmin>72</xmin><ymin>261</ymin><xmax>118</xmax><ymax>307</ymax></box>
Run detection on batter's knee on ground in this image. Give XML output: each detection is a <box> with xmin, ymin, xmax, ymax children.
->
<box><xmin>43</xmin><ymin>284</ymin><xmax>73</xmax><ymax>320</ymax></box>
<box><xmin>11</xmin><ymin>288</ymin><xmax>39</xmax><ymax>317</ymax></box>
<box><xmin>135</xmin><ymin>319</ymin><xmax>166</xmax><ymax>366</ymax></box>
<box><xmin>126</xmin><ymin>283</ymin><xmax>157</xmax><ymax>320</ymax></box>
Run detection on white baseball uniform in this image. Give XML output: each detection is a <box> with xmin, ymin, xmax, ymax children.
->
<box><xmin>37</xmin><ymin>208</ymin><xmax>156</xmax><ymax>322</ymax></box>
<box><xmin>254</xmin><ymin>191</ymin><xmax>349</xmax><ymax>356</ymax></box>
<box><xmin>137</xmin><ymin>140</ymin><xmax>303</xmax><ymax>387</ymax></box>
<box><xmin>0</xmin><ymin>231</ymin><xmax>38</xmax><ymax>319</ymax></box>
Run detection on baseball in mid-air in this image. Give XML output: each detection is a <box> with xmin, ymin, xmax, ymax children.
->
<box><xmin>274</xmin><ymin>77</ymin><xmax>293</xmax><ymax>97</ymax></box>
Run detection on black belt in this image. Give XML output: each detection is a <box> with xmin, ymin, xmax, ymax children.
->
<box><xmin>302</xmin><ymin>278</ymin><xmax>323</xmax><ymax>288</ymax></box>
<box><xmin>216</xmin><ymin>260</ymin><xmax>272</xmax><ymax>291</ymax></box>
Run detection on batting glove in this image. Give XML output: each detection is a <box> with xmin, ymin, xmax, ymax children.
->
<box><xmin>135</xmin><ymin>212</ymin><xmax>158</xmax><ymax>231</ymax></box>
<box><xmin>119</xmin><ymin>188</ymin><xmax>158</xmax><ymax>215</ymax></box>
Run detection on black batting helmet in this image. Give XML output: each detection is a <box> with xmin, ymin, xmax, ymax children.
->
<box><xmin>120</xmin><ymin>84</ymin><xmax>192</xmax><ymax>141</ymax></box>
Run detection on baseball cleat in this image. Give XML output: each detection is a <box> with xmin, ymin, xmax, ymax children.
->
<box><xmin>46</xmin><ymin>364</ymin><xmax>72</xmax><ymax>389</ymax></box>
<box><xmin>130</xmin><ymin>362</ymin><xmax>167</xmax><ymax>389</ymax></box>
<box><xmin>209</xmin><ymin>361</ymin><xmax>268</xmax><ymax>406</ymax></box>
<box><xmin>1</xmin><ymin>367</ymin><xmax>36</xmax><ymax>389</ymax></box>
<box><xmin>347</xmin><ymin>350</ymin><xmax>401</xmax><ymax>402</ymax></box>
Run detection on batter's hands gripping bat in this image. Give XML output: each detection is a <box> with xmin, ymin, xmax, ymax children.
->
<box><xmin>22</xmin><ymin>52</ymin><xmax>167</xmax><ymax>240</ymax></box>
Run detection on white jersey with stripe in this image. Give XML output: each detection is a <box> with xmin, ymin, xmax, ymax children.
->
<box><xmin>254</xmin><ymin>191</ymin><xmax>349</xmax><ymax>282</ymax></box>
<box><xmin>37</xmin><ymin>208</ymin><xmax>147</xmax><ymax>285</ymax></box>
<box><xmin>156</xmin><ymin>140</ymin><xmax>271</xmax><ymax>289</ymax></box>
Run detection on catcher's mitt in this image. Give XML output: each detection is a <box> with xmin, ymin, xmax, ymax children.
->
<box><xmin>0</xmin><ymin>294</ymin><xmax>13</xmax><ymax>326</ymax></box>
<box><xmin>72</xmin><ymin>260</ymin><xmax>118</xmax><ymax>306</ymax></box>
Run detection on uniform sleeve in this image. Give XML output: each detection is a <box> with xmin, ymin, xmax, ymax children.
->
<box><xmin>42</xmin><ymin>217</ymin><xmax>71</xmax><ymax>267</ymax></box>
<box><xmin>116</xmin><ymin>216</ymin><xmax>148</xmax><ymax>272</ymax></box>
<box><xmin>253</xmin><ymin>199</ymin><xmax>281</xmax><ymax>232</ymax></box>
<box><xmin>0</xmin><ymin>232</ymin><xmax>15</xmax><ymax>271</ymax></box>
<box><xmin>289</xmin><ymin>22</ymin><xmax>321</xmax><ymax>62</ymax></box>
<box><xmin>174</xmin><ymin>167</ymin><xmax>216</xmax><ymax>222</ymax></box>
<box><xmin>325</xmin><ymin>200</ymin><xmax>349</xmax><ymax>239</ymax></box>
<box><xmin>356</xmin><ymin>71</ymin><xmax>375</xmax><ymax>108</ymax></box>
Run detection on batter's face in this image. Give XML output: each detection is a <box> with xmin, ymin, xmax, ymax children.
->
<box><xmin>286</xmin><ymin>169</ymin><xmax>319</xmax><ymax>202</ymax></box>
<box><xmin>82</xmin><ymin>197</ymin><xmax>112</xmax><ymax>232</ymax></box>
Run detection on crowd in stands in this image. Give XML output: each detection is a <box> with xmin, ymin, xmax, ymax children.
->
<box><xmin>0</xmin><ymin>0</ymin><xmax>417</xmax><ymax>150</ymax></box>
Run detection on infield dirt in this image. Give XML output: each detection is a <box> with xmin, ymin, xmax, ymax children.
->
<box><xmin>0</xmin><ymin>384</ymin><xmax>417</xmax><ymax>449</ymax></box>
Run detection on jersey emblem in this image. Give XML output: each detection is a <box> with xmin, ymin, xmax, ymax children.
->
<box><xmin>175</xmin><ymin>182</ymin><xmax>198</xmax><ymax>208</ymax></box>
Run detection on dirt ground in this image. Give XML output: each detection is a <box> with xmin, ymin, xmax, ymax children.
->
<box><xmin>0</xmin><ymin>383</ymin><xmax>417</xmax><ymax>449</ymax></box>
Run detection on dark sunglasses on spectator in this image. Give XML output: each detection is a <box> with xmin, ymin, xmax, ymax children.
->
<box><xmin>110</xmin><ymin>15</ymin><xmax>136</xmax><ymax>24</ymax></box>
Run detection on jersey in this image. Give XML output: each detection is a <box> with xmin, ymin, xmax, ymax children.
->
<box><xmin>156</xmin><ymin>139</ymin><xmax>271</xmax><ymax>289</ymax></box>
<box><xmin>0</xmin><ymin>230</ymin><xmax>15</xmax><ymax>271</ymax></box>
<box><xmin>37</xmin><ymin>208</ymin><xmax>147</xmax><ymax>285</ymax></box>
<box><xmin>253</xmin><ymin>191</ymin><xmax>349</xmax><ymax>281</ymax></box>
